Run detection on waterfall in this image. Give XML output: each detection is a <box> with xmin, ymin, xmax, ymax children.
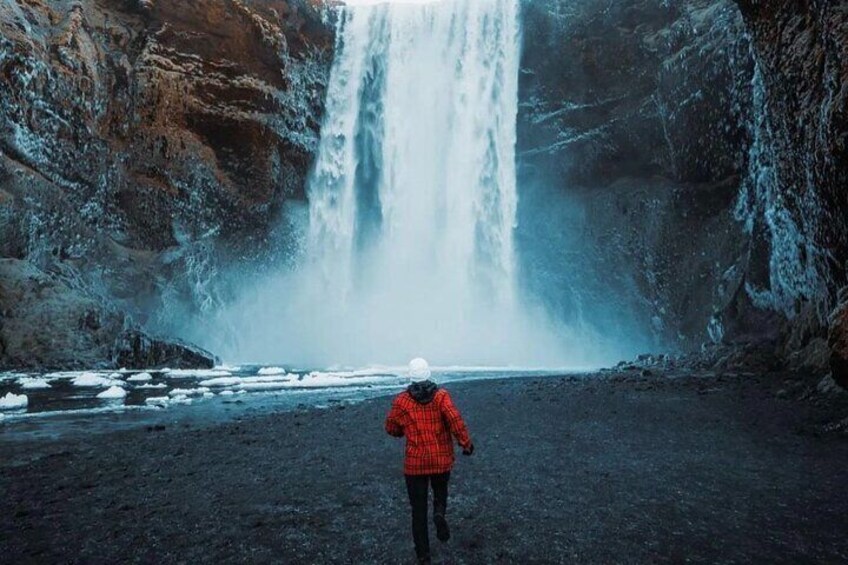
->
<box><xmin>214</xmin><ymin>0</ymin><xmax>578</xmax><ymax>367</ymax></box>
<box><xmin>310</xmin><ymin>0</ymin><xmax>520</xmax><ymax>321</ymax></box>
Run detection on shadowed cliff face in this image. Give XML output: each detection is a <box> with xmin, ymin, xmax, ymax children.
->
<box><xmin>733</xmin><ymin>1</ymin><xmax>847</xmax><ymax>311</ymax></box>
<box><xmin>517</xmin><ymin>0</ymin><xmax>756</xmax><ymax>352</ymax></box>
<box><xmin>517</xmin><ymin>0</ymin><xmax>846</xmax><ymax>369</ymax></box>
<box><xmin>732</xmin><ymin>0</ymin><xmax>848</xmax><ymax>383</ymax></box>
<box><xmin>0</xmin><ymin>0</ymin><xmax>331</xmax><ymax>368</ymax></box>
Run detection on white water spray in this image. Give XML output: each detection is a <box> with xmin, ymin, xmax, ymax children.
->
<box><xmin>213</xmin><ymin>0</ymin><xmax>588</xmax><ymax>367</ymax></box>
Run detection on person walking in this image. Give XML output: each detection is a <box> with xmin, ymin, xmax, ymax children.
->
<box><xmin>385</xmin><ymin>358</ymin><xmax>474</xmax><ymax>564</ymax></box>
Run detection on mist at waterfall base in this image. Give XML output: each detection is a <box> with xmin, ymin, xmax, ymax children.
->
<box><xmin>195</xmin><ymin>0</ymin><xmax>646</xmax><ymax>369</ymax></box>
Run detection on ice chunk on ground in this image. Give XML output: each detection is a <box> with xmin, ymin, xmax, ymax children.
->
<box><xmin>281</xmin><ymin>371</ymin><xmax>394</xmax><ymax>389</ymax></box>
<box><xmin>145</xmin><ymin>396</ymin><xmax>169</xmax><ymax>408</ymax></box>
<box><xmin>72</xmin><ymin>373</ymin><xmax>118</xmax><ymax>388</ymax></box>
<box><xmin>238</xmin><ymin>381</ymin><xmax>292</xmax><ymax>391</ymax></box>
<box><xmin>219</xmin><ymin>390</ymin><xmax>235</xmax><ymax>396</ymax></box>
<box><xmin>199</xmin><ymin>376</ymin><xmax>243</xmax><ymax>387</ymax></box>
<box><xmin>168</xmin><ymin>387</ymin><xmax>211</xmax><ymax>397</ymax></box>
<box><xmin>257</xmin><ymin>367</ymin><xmax>286</xmax><ymax>376</ymax></box>
<box><xmin>0</xmin><ymin>392</ymin><xmax>28</xmax><ymax>410</ymax></box>
<box><xmin>164</xmin><ymin>369</ymin><xmax>231</xmax><ymax>379</ymax></box>
<box><xmin>127</xmin><ymin>372</ymin><xmax>153</xmax><ymax>382</ymax></box>
<box><xmin>135</xmin><ymin>383</ymin><xmax>167</xmax><ymax>389</ymax></box>
<box><xmin>97</xmin><ymin>386</ymin><xmax>127</xmax><ymax>400</ymax></box>
<box><xmin>18</xmin><ymin>378</ymin><xmax>51</xmax><ymax>390</ymax></box>
<box><xmin>241</xmin><ymin>375</ymin><xmax>293</xmax><ymax>384</ymax></box>
<box><xmin>202</xmin><ymin>392</ymin><xmax>214</xmax><ymax>398</ymax></box>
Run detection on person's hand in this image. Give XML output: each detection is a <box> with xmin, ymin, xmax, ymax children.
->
<box><xmin>462</xmin><ymin>444</ymin><xmax>474</xmax><ymax>456</ymax></box>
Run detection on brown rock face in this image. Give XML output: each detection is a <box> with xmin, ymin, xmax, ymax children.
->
<box><xmin>0</xmin><ymin>0</ymin><xmax>331</xmax><ymax>368</ymax></box>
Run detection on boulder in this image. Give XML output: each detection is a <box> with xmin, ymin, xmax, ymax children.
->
<box><xmin>114</xmin><ymin>330</ymin><xmax>217</xmax><ymax>370</ymax></box>
<box><xmin>828</xmin><ymin>288</ymin><xmax>848</xmax><ymax>389</ymax></box>
<box><xmin>0</xmin><ymin>258</ymin><xmax>216</xmax><ymax>371</ymax></box>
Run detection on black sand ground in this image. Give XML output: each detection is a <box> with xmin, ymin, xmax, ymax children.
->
<box><xmin>2</xmin><ymin>371</ymin><xmax>848</xmax><ymax>564</ymax></box>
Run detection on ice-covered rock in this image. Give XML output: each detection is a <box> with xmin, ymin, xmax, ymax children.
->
<box><xmin>199</xmin><ymin>376</ymin><xmax>243</xmax><ymax>387</ymax></box>
<box><xmin>165</xmin><ymin>369</ymin><xmax>231</xmax><ymax>379</ymax></box>
<box><xmin>97</xmin><ymin>386</ymin><xmax>127</xmax><ymax>400</ymax></box>
<box><xmin>18</xmin><ymin>378</ymin><xmax>52</xmax><ymax>390</ymax></box>
<box><xmin>238</xmin><ymin>381</ymin><xmax>292</xmax><ymax>391</ymax></box>
<box><xmin>168</xmin><ymin>387</ymin><xmax>211</xmax><ymax>397</ymax></box>
<box><xmin>0</xmin><ymin>392</ymin><xmax>29</xmax><ymax>410</ymax></box>
<box><xmin>127</xmin><ymin>372</ymin><xmax>153</xmax><ymax>382</ymax></box>
<box><xmin>257</xmin><ymin>367</ymin><xmax>286</xmax><ymax>376</ymax></box>
<box><xmin>145</xmin><ymin>397</ymin><xmax>170</xmax><ymax>408</ymax></box>
<box><xmin>72</xmin><ymin>373</ymin><xmax>116</xmax><ymax>388</ymax></box>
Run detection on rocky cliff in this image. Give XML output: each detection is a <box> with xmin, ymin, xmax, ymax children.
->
<box><xmin>0</xmin><ymin>0</ymin><xmax>331</xmax><ymax>369</ymax></box>
<box><xmin>0</xmin><ymin>0</ymin><xmax>845</xmax><ymax>375</ymax></box>
<box><xmin>517</xmin><ymin>0</ymin><xmax>846</xmax><ymax>376</ymax></box>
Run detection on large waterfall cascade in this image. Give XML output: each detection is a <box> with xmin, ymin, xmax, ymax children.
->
<box><xmin>214</xmin><ymin>0</ymin><xmax>588</xmax><ymax>367</ymax></box>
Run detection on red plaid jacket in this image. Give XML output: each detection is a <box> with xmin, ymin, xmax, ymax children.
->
<box><xmin>385</xmin><ymin>387</ymin><xmax>472</xmax><ymax>476</ymax></box>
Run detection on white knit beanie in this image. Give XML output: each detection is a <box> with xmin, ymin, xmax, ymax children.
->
<box><xmin>408</xmin><ymin>357</ymin><xmax>431</xmax><ymax>382</ymax></box>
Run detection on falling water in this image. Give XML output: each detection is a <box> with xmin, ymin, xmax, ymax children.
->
<box><xmin>212</xmin><ymin>0</ymin><xmax>585</xmax><ymax>367</ymax></box>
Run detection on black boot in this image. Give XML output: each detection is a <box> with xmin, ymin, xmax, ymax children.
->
<box><xmin>433</xmin><ymin>512</ymin><xmax>450</xmax><ymax>542</ymax></box>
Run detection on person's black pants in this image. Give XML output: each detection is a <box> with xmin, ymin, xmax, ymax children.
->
<box><xmin>405</xmin><ymin>472</ymin><xmax>450</xmax><ymax>559</ymax></box>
